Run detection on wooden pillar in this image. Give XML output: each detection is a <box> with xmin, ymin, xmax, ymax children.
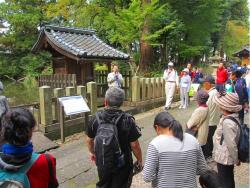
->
<box><xmin>141</xmin><ymin>78</ymin><xmax>146</xmax><ymax>101</ymax></box>
<box><xmin>77</xmin><ymin>86</ymin><xmax>87</xmax><ymax>98</ymax></box>
<box><xmin>156</xmin><ymin>77</ymin><xmax>161</xmax><ymax>98</ymax></box>
<box><xmin>87</xmin><ymin>82</ymin><xmax>97</xmax><ymax>114</ymax></box>
<box><xmin>39</xmin><ymin>86</ymin><xmax>53</xmax><ymax>126</ymax></box>
<box><xmin>66</xmin><ymin>87</ymin><xmax>75</xmax><ymax>96</ymax></box>
<box><xmin>132</xmin><ymin>76</ymin><xmax>140</xmax><ymax>102</ymax></box>
<box><xmin>145</xmin><ymin>78</ymin><xmax>152</xmax><ymax>99</ymax></box>
<box><xmin>161</xmin><ymin>78</ymin><xmax>165</xmax><ymax>97</ymax></box>
<box><xmin>54</xmin><ymin>88</ymin><xmax>65</xmax><ymax>121</ymax></box>
<box><xmin>151</xmin><ymin>78</ymin><xmax>156</xmax><ymax>99</ymax></box>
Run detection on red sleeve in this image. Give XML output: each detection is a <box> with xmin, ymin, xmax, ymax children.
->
<box><xmin>27</xmin><ymin>154</ymin><xmax>58</xmax><ymax>188</ymax></box>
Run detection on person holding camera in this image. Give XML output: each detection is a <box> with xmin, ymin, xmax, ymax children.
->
<box><xmin>107</xmin><ymin>64</ymin><xmax>123</xmax><ymax>88</ymax></box>
<box><xmin>86</xmin><ymin>87</ymin><xmax>142</xmax><ymax>188</ymax></box>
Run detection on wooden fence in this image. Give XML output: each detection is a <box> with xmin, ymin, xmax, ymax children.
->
<box><xmin>94</xmin><ymin>70</ymin><xmax>132</xmax><ymax>100</ymax></box>
<box><xmin>38</xmin><ymin>74</ymin><xmax>76</xmax><ymax>88</ymax></box>
<box><xmin>132</xmin><ymin>76</ymin><xmax>165</xmax><ymax>102</ymax></box>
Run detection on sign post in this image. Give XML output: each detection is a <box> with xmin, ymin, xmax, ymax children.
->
<box><xmin>58</xmin><ymin>96</ymin><xmax>90</xmax><ymax>143</ymax></box>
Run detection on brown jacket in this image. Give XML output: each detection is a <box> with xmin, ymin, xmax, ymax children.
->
<box><xmin>187</xmin><ymin>106</ymin><xmax>209</xmax><ymax>146</ymax></box>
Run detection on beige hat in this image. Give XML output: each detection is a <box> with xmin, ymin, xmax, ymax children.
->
<box><xmin>214</xmin><ymin>92</ymin><xmax>242</xmax><ymax>112</ymax></box>
<box><xmin>183</xmin><ymin>68</ymin><xmax>189</xmax><ymax>73</ymax></box>
<box><xmin>168</xmin><ymin>62</ymin><xmax>174</xmax><ymax>66</ymax></box>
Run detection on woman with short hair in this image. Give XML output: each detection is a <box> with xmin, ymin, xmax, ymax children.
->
<box><xmin>143</xmin><ymin>111</ymin><xmax>207</xmax><ymax>188</ymax></box>
<box><xmin>186</xmin><ymin>89</ymin><xmax>210</xmax><ymax>158</ymax></box>
<box><xmin>0</xmin><ymin>108</ymin><xmax>58</xmax><ymax>187</ymax></box>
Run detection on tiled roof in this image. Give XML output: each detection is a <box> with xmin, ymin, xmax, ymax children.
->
<box><xmin>233</xmin><ymin>45</ymin><xmax>250</xmax><ymax>56</ymax></box>
<box><xmin>32</xmin><ymin>25</ymin><xmax>129</xmax><ymax>60</ymax></box>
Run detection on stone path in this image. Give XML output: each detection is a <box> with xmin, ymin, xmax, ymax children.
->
<box><xmin>49</xmin><ymin>101</ymin><xmax>250</xmax><ymax>188</ymax></box>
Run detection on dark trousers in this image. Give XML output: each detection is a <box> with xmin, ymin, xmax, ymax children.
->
<box><xmin>96</xmin><ymin>165</ymin><xmax>133</xmax><ymax>188</ymax></box>
<box><xmin>202</xmin><ymin>125</ymin><xmax>217</xmax><ymax>159</ymax></box>
<box><xmin>216</xmin><ymin>84</ymin><xmax>225</xmax><ymax>92</ymax></box>
<box><xmin>239</xmin><ymin>108</ymin><xmax>244</xmax><ymax>125</ymax></box>
<box><xmin>217</xmin><ymin>163</ymin><xmax>235</xmax><ymax>188</ymax></box>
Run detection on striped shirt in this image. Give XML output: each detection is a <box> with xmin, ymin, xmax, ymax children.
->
<box><xmin>143</xmin><ymin>134</ymin><xmax>207</xmax><ymax>188</ymax></box>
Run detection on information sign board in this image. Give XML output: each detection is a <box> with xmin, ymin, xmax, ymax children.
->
<box><xmin>58</xmin><ymin>96</ymin><xmax>90</xmax><ymax>115</ymax></box>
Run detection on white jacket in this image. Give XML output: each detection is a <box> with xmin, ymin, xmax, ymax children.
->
<box><xmin>107</xmin><ymin>72</ymin><xmax>123</xmax><ymax>87</ymax></box>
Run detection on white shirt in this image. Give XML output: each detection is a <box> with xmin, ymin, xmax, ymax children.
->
<box><xmin>163</xmin><ymin>69</ymin><xmax>179</xmax><ymax>86</ymax></box>
<box><xmin>180</xmin><ymin>75</ymin><xmax>191</xmax><ymax>91</ymax></box>
<box><xmin>245</xmin><ymin>72</ymin><xmax>250</xmax><ymax>88</ymax></box>
<box><xmin>107</xmin><ymin>72</ymin><xmax>123</xmax><ymax>87</ymax></box>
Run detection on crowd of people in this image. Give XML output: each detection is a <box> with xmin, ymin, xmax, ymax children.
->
<box><xmin>0</xmin><ymin>61</ymin><xmax>248</xmax><ymax>188</ymax></box>
<box><xmin>88</xmin><ymin>62</ymin><xmax>249</xmax><ymax>188</ymax></box>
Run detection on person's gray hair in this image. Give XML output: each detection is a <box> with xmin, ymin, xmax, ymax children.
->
<box><xmin>196</xmin><ymin>89</ymin><xmax>209</xmax><ymax>104</ymax></box>
<box><xmin>105</xmin><ymin>87</ymin><xmax>125</xmax><ymax>107</ymax></box>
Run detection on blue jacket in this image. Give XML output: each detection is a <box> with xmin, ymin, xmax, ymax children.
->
<box><xmin>233</xmin><ymin>78</ymin><xmax>249</xmax><ymax>105</ymax></box>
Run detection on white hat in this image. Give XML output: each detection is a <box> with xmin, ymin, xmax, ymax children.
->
<box><xmin>183</xmin><ymin>68</ymin><xmax>189</xmax><ymax>73</ymax></box>
<box><xmin>168</xmin><ymin>62</ymin><xmax>174</xmax><ymax>66</ymax></box>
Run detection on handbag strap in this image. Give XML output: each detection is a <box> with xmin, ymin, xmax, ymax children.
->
<box><xmin>45</xmin><ymin>153</ymin><xmax>58</xmax><ymax>188</ymax></box>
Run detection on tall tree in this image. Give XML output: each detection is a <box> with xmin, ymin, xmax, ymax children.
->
<box><xmin>0</xmin><ymin>0</ymin><xmax>52</xmax><ymax>78</ymax></box>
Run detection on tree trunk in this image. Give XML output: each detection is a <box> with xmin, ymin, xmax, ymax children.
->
<box><xmin>139</xmin><ymin>0</ymin><xmax>154</xmax><ymax>70</ymax></box>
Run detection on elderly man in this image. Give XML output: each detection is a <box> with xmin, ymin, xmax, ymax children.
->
<box><xmin>107</xmin><ymin>64</ymin><xmax>123</xmax><ymax>88</ymax></box>
<box><xmin>203</xmin><ymin>75</ymin><xmax>220</xmax><ymax>160</ymax></box>
<box><xmin>163</xmin><ymin>62</ymin><xmax>179</xmax><ymax>110</ymax></box>
<box><xmin>86</xmin><ymin>87</ymin><xmax>142</xmax><ymax>188</ymax></box>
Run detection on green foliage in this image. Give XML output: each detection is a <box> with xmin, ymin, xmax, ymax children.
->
<box><xmin>3</xmin><ymin>80</ymin><xmax>39</xmax><ymax>105</ymax></box>
<box><xmin>224</xmin><ymin>20</ymin><xmax>248</xmax><ymax>58</ymax></box>
<box><xmin>0</xmin><ymin>0</ymin><xmax>52</xmax><ymax>79</ymax></box>
<box><xmin>0</xmin><ymin>0</ymin><xmax>248</xmax><ymax>81</ymax></box>
<box><xmin>95</xmin><ymin>63</ymin><xmax>108</xmax><ymax>71</ymax></box>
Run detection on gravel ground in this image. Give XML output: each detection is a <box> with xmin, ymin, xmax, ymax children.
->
<box><xmin>131</xmin><ymin>161</ymin><xmax>249</xmax><ymax>188</ymax></box>
<box><xmin>54</xmin><ymin>100</ymin><xmax>249</xmax><ymax>187</ymax></box>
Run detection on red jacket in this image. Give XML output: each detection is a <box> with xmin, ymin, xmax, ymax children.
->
<box><xmin>216</xmin><ymin>68</ymin><xmax>228</xmax><ymax>84</ymax></box>
<box><xmin>28</xmin><ymin>154</ymin><xmax>58</xmax><ymax>188</ymax></box>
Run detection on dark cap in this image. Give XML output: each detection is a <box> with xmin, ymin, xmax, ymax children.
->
<box><xmin>204</xmin><ymin>75</ymin><xmax>215</xmax><ymax>84</ymax></box>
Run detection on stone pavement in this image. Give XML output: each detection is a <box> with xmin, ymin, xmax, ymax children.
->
<box><xmin>49</xmin><ymin>101</ymin><xmax>250</xmax><ymax>188</ymax></box>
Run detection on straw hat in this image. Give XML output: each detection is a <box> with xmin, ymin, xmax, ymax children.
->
<box><xmin>214</xmin><ymin>92</ymin><xmax>242</xmax><ymax>112</ymax></box>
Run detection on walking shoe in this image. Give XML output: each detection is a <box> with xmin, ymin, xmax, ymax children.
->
<box><xmin>179</xmin><ymin>105</ymin><xmax>183</xmax><ymax>109</ymax></box>
<box><xmin>164</xmin><ymin>107</ymin><xmax>171</xmax><ymax>111</ymax></box>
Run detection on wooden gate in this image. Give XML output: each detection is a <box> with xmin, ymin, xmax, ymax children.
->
<box><xmin>94</xmin><ymin>70</ymin><xmax>132</xmax><ymax>101</ymax></box>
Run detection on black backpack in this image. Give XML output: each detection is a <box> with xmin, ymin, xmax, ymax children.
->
<box><xmin>221</xmin><ymin>116</ymin><xmax>250</xmax><ymax>163</ymax></box>
<box><xmin>94</xmin><ymin>112</ymin><xmax>125</xmax><ymax>172</ymax></box>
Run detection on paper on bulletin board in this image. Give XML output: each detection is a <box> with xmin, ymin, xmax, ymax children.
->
<box><xmin>58</xmin><ymin>96</ymin><xmax>90</xmax><ymax>116</ymax></box>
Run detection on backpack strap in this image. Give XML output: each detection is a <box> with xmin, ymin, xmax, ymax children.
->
<box><xmin>45</xmin><ymin>154</ymin><xmax>58</xmax><ymax>188</ymax></box>
<box><xmin>220</xmin><ymin>116</ymin><xmax>240</xmax><ymax>145</ymax></box>
<box><xmin>18</xmin><ymin>153</ymin><xmax>40</xmax><ymax>174</ymax></box>
<box><xmin>95</xmin><ymin>112</ymin><xmax>102</xmax><ymax>125</ymax></box>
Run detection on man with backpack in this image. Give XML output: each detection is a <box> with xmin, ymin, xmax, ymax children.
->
<box><xmin>86</xmin><ymin>87</ymin><xmax>142</xmax><ymax>188</ymax></box>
